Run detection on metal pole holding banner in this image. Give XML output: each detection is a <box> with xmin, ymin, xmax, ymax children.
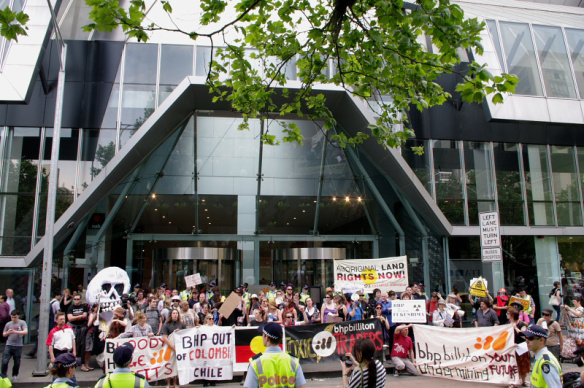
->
<box><xmin>34</xmin><ymin>42</ymin><xmax>67</xmax><ymax>376</ymax></box>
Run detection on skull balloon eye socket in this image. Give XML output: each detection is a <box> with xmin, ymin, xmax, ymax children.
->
<box><xmin>115</xmin><ymin>284</ymin><xmax>124</xmax><ymax>296</ymax></box>
<box><xmin>102</xmin><ymin>283</ymin><xmax>112</xmax><ymax>293</ymax></box>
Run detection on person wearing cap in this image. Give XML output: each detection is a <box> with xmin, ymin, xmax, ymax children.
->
<box><xmin>1</xmin><ymin>310</ymin><xmax>27</xmax><ymax>382</ymax></box>
<box><xmin>241</xmin><ymin>284</ymin><xmax>251</xmax><ymax>306</ymax></box>
<box><xmin>300</xmin><ymin>286</ymin><xmax>310</xmax><ymax>304</ymax></box>
<box><xmin>493</xmin><ymin>288</ymin><xmax>510</xmax><ymax>325</ymax></box>
<box><xmin>45</xmin><ymin>353</ymin><xmax>80</xmax><ymax>388</ymax></box>
<box><xmin>94</xmin><ymin>342</ymin><xmax>149</xmax><ymax>388</ymax></box>
<box><xmin>129</xmin><ymin>284</ymin><xmax>141</xmax><ymax>299</ymax></box>
<box><xmin>537</xmin><ymin>308</ymin><xmax>563</xmax><ymax>360</ymax></box>
<box><xmin>170</xmin><ymin>295</ymin><xmax>182</xmax><ymax>311</ymax></box>
<box><xmin>267</xmin><ymin>282</ymin><xmax>277</xmax><ymax>302</ymax></box>
<box><xmin>244</xmin><ymin>322</ymin><xmax>306</xmax><ymax>388</ymax></box>
<box><xmin>206</xmin><ymin>282</ymin><xmax>216</xmax><ymax>301</ymax></box>
<box><xmin>432</xmin><ymin>299</ymin><xmax>452</xmax><ymax>327</ymax></box>
<box><xmin>159</xmin><ymin>283</ymin><xmax>168</xmax><ymax>300</ymax></box>
<box><xmin>525</xmin><ymin>325</ymin><xmax>562</xmax><ymax>388</ymax></box>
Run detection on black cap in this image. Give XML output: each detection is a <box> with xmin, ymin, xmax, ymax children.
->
<box><xmin>280</xmin><ymin>282</ymin><xmax>286</xmax><ymax>287</ymax></box>
<box><xmin>302</xmin><ymin>285</ymin><xmax>309</xmax><ymax>290</ymax></box>
<box><xmin>244</xmin><ymin>283</ymin><xmax>249</xmax><ymax>287</ymax></box>
<box><xmin>133</xmin><ymin>284</ymin><xmax>141</xmax><ymax>289</ymax></box>
<box><xmin>113</xmin><ymin>342</ymin><xmax>134</xmax><ymax>365</ymax></box>
<box><xmin>54</xmin><ymin>353</ymin><xmax>81</xmax><ymax>368</ymax></box>
<box><xmin>521</xmin><ymin>325</ymin><xmax>549</xmax><ymax>339</ymax></box>
<box><xmin>160</xmin><ymin>283</ymin><xmax>167</xmax><ymax>288</ymax></box>
<box><xmin>269</xmin><ymin>282</ymin><xmax>276</xmax><ymax>287</ymax></box>
<box><xmin>209</xmin><ymin>281</ymin><xmax>217</xmax><ymax>287</ymax></box>
<box><xmin>262</xmin><ymin>322</ymin><xmax>283</xmax><ymax>340</ymax></box>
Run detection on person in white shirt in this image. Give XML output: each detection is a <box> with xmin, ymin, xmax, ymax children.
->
<box><xmin>5</xmin><ymin>290</ymin><xmax>15</xmax><ymax>313</ymax></box>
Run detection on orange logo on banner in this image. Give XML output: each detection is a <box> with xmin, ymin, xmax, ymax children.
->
<box><xmin>474</xmin><ymin>331</ymin><xmax>508</xmax><ymax>351</ymax></box>
<box><xmin>151</xmin><ymin>346</ymin><xmax>173</xmax><ymax>365</ymax></box>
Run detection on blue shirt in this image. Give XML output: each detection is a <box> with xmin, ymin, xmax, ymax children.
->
<box><xmin>243</xmin><ymin>346</ymin><xmax>306</xmax><ymax>388</ymax></box>
<box><xmin>348</xmin><ymin>304</ymin><xmax>363</xmax><ymax>320</ymax></box>
<box><xmin>380</xmin><ymin>300</ymin><xmax>393</xmax><ymax>325</ymax></box>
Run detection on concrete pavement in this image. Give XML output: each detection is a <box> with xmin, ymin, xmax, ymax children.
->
<box><xmin>5</xmin><ymin>343</ymin><xmax>582</xmax><ymax>387</ymax></box>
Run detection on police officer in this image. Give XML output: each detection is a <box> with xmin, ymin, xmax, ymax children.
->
<box><xmin>525</xmin><ymin>325</ymin><xmax>561</xmax><ymax>388</ymax></box>
<box><xmin>95</xmin><ymin>342</ymin><xmax>149</xmax><ymax>388</ymax></box>
<box><xmin>266</xmin><ymin>283</ymin><xmax>277</xmax><ymax>302</ymax></box>
<box><xmin>299</xmin><ymin>286</ymin><xmax>310</xmax><ymax>304</ymax></box>
<box><xmin>45</xmin><ymin>353</ymin><xmax>79</xmax><ymax>388</ymax></box>
<box><xmin>244</xmin><ymin>322</ymin><xmax>306</xmax><ymax>388</ymax></box>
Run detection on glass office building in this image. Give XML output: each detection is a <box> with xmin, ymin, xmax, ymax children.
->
<box><xmin>1</xmin><ymin>0</ymin><xmax>584</xmax><ymax>331</ymax></box>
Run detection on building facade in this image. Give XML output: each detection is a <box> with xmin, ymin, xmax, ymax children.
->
<box><xmin>1</xmin><ymin>0</ymin><xmax>584</xmax><ymax>334</ymax></box>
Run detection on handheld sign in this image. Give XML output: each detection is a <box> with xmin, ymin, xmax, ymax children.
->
<box><xmin>470</xmin><ymin>277</ymin><xmax>488</xmax><ymax>298</ymax></box>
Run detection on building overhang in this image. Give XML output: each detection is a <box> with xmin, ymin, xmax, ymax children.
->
<box><xmin>10</xmin><ymin>77</ymin><xmax>454</xmax><ymax>268</ymax></box>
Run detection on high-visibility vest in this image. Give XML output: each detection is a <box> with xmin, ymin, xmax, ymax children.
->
<box><xmin>267</xmin><ymin>290</ymin><xmax>277</xmax><ymax>301</ymax></box>
<box><xmin>300</xmin><ymin>292</ymin><xmax>310</xmax><ymax>303</ymax></box>
<box><xmin>252</xmin><ymin>352</ymin><xmax>300</xmax><ymax>388</ymax></box>
<box><xmin>531</xmin><ymin>350</ymin><xmax>562</xmax><ymax>388</ymax></box>
<box><xmin>44</xmin><ymin>382</ymin><xmax>77</xmax><ymax>388</ymax></box>
<box><xmin>94</xmin><ymin>372</ymin><xmax>147</xmax><ymax>388</ymax></box>
<box><xmin>180</xmin><ymin>290</ymin><xmax>190</xmax><ymax>301</ymax></box>
<box><xmin>243</xmin><ymin>291</ymin><xmax>251</xmax><ymax>306</ymax></box>
<box><xmin>0</xmin><ymin>376</ymin><xmax>11</xmax><ymax>388</ymax></box>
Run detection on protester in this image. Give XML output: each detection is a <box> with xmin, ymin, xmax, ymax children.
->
<box><xmin>493</xmin><ymin>288</ymin><xmax>510</xmax><ymax>325</ymax></box>
<box><xmin>508</xmin><ymin>307</ymin><xmax>529</xmax><ymax>387</ymax></box>
<box><xmin>391</xmin><ymin>324</ymin><xmax>418</xmax><ymax>376</ymax></box>
<box><xmin>47</xmin><ymin>312</ymin><xmax>76</xmax><ymax>363</ymax></box>
<box><xmin>203</xmin><ymin>313</ymin><xmax>215</xmax><ymax>327</ymax></box>
<box><xmin>188</xmin><ymin>290</ymin><xmax>199</xmax><ymax>309</ymax></box>
<box><xmin>249</xmin><ymin>309</ymin><xmax>267</xmax><ymax>328</ymax></box>
<box><xmin>564</xmin><ymin>295</ymin><xmax>584</xmax><ymax>317</ymax></box>
<box><xmin>105</xmin><ymin>307</ymin><xmax>129</xmax><ymax>339</ymax></box>
<box><xmin>162</xmin><ymin>310</ymin><xmax>185</xmax><ymax>388</ymax></box>
<box><xmin>548</xmin><ymin>281</ymin><xmax>563</xmax><ymax>320</ymax></box>
<box><xmin>511</xmin><ymin>301</ymin><xmax>531</xmax><ymax>324</ymax></box>
<box><xmin>475</xmin><ymin>298</ymin><xmax>499</xmax><ymax>327</ymax></box>
<box><xmin>46</xmin><ymin>353</ymin><xmax>80</xmax><ymax>388</ymax></box>
<box><xmin>348</xmin><ymin>294</ymin><xmax>364</xmax><ymax>321</ymax></box>
<box><xmin>82</xmin><ymin>305</ymin><xmax>98</xmax><ymax>372</ymax></box>
<box><xmin>197</xmin><ymin>303</ymin><xmax>211</xmax><ymax>324</ymax></box>
<box><xmin>161</xmin><ymin>300</ymin><xmax>172</xmax><ymax>322</ymax></box>
<box><xmin>283</xmin><ymin>311</ymin><xmax>296</xmax><ymax>326</ymax></box>
<box><xmin>244</xmin><ymin>322</ymin><xmax>306</xmax><ymax>388</ymax></box>
<box><xmin>60</xmin><ymin>289</ymin><xmax>72</xmax><ymax>315</ymax></box>
<box><xmin>427</xmin><ymin>293</ymin><xmax>439</xmax><ymax>323</ymax></box>
<box><xmin>321</xmin><ymin>292</ymin><xmax>338</xmax><ymax>323</ymax></box>
<box><xmin>447</xmin><ymin>293</ymin><xmax>463</xmax><ymax>328</ymax></box>
<box><xmin>1</xmin><ymin>310</ymin><xmax>27</xmax><ymax>381</ymax></box>
<box><xmin>267</xmin><ymin>300</ymin><xmax>281</xmax><ymax>323</ymax></box>
<box><xmin>94</xmin><ymin>342</ymin><xmax>149</xmax><ymax>388</ymax></box>
<box><xmin>525</xmin><ymin>325</ymin><xmax>562</xmax><ymax>388</ymax></box>
<box><xmin>516</xmin><ymin>287</ymin><xmax>536</xmax><ymax>324</ymax></box>
<box><xmin>432</xmin><ymin>299</ymin><xmax>452</xmax><ymax>327</ymax></box>
<box><xmin>120</xmin><ymin>312</ymin><xmax>154</xmax><ymax>338</ymax></box>
<box><xmin>537</xmin><ymin>308</ymin><xmax>563</xmax><ymax>360</ymax></box>
<box><xmin>179</xmin><ymin>301</ymin><xmax>197</xmax><ymax>328</ymax></box>
<box><xmin>341</xmin><ymin>338</ymin><xmax>386</xmax><ymax>388</ymax></box>
<box><xmin>0</xmin><ymin>297</ymin><xmax>9</xmax><ymax>345</ymax></box>
<box><xmin>368</xmin><ymin>289</ymin><xmax>382</xmax><ymax>313</ymax></box>
<box><xmin>145</xmin><ymin>297</ymin><xmax>163</xmax><ymax>336</ymax></box>
<box><xmin>302</xmin><ymin>298</ymin><xmax>320</xmax><ymax>324</ymax></box>
<box><xmin>194</xmin><ymin>293</ymin><xmax>207</xmax><ymax>315</ymax></box>
<box><xmin>67</xmin><ymin>294</ymin><xmax>88</xmax><ymax>361</ymax></box>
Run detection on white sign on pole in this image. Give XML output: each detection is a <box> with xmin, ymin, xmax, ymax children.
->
<box><xmin>479</xmin><ymin>211</ymin><xmax>500</xmax><ymax>247</ymax></box>
<box><xmin>481</xmin><ymin>247</ymin><xmax>502</xmax><ymax>263</ymax></box>
<box><xmin>391</xmin><ymin>299</ymin><xmax>427</xmax><ymax>323</ymax></box>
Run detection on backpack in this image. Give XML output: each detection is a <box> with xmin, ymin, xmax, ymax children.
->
<box><xmin>49</xmin><ymin>299</ymin><xmax>59</xmax><ymax>325</ymax></box>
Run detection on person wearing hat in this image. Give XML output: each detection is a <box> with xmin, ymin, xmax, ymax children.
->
<box><xmin>206</xmin><ymin>282</ymin><xmax>217</xmax><ymax>301</ymax></box>
<box><xmin>511</xmin><ymin>301</ymin><xmax>531</xmax><ymax>324</ymax></box>
<box><xmin>129</xmin><ymin>284</ymin><xmax>141</xmax><ymax>299</ymax></box>
<box><xmin>267</xmin><ymin>282</ymin><xmax>277</xmax><ymax>302</ymax></box>
<box><xmin>94</xmin><ymin>342</ymin><xmax>149</xmax><ymax>388</ymax></box>
<box><xmin>524</xmin><ymin>325</ymin><xmax>562</xmax><ymax>388</ymax></box>
<box><xmin>432</xmin><ymin>299</ymin><xmax>452</xmax><ymax>327</ymax></box>
<box><xmin>241</xmin><ymin>284</ymin><xmax>251</xmax><ymax>306</ymax></box>
<box><xmin>170</xmin><ymin>295</ymin><xmax>182</xmax><ymax>311</ymax></box>
<box><xmin>537</xmin><ymin>309</ymin><xmax>563</xmax><ymax>360</ymax></box>
<box><xmin>243</xmin><ymin>322</ymin><xmax>306</xmax><ymax>388</ymax></box>
<box><xmin>46</xmin><ymin>353</ymin><xmax>80</xmax><ymax>388</ymax></box>
<box><xmin>105</xmin><ymin>307</ymin><xmax>129</xmax><ymax>339</ymax></box>
<box><xmin>300</xmin><ymin>286</ymin><xmax>310</xmax><ymax>304</ymax></box>
<box><xmin>493</xmin><ymin>288</ymin><xmax>510</xmax><ymax>325</ymax></box>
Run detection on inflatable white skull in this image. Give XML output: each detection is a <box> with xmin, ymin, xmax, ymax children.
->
<box><xmin>86</xmin><ymin>266</ymin><xmax>130</xmax><ymax>312</ymax></box>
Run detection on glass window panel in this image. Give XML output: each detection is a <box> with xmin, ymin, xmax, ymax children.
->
<box><xmin>533</xmin><ymin>25</ymin><xmax>576</xmax><ymax>98</ymax></box>
<box><xmin>464</xmin><ymin>142</ymin><xmax>496</xmax><ymax>226</ymax></box>
<box><xmin>159</xmin><ymin>45</ymin><xmax>193</xmax><ymax>86</ymax></box>
<box><xmin>493</xmin><ymin>142</ymin><xmax>525</xmax><ymax>225</ymax></box>
<box><xmin>499</xmin><ymin>22</ymin><xmax>544</xmax><ymax>96</ymax></box>
<box><xmin>77</xmin><ymin>129</ymin><xmax>116</xmax><ymax>191</ymax></box>
<box><xmin>523</xmin><ymin>144</ymin><xmax>554</xmax><ymax>225</ymax></box>
<box><xmin>432</xmin><ymin>140</ymin><xmax>464</xmax><ymax>225</ymax></box>
<box><xmin>551</xmin><ymin>146</ymin><xmax>581</xmax><ymax>226</ymax></box>
<box><xmin>195</xmin><ymin>46</ymin><xmax>225</xmax><ymax>78</ymax></box>
<box><xmin>0</xmin><ymin>194</ymin><xmax>32</xmax><ymax>255</ymax></box>
<box><xmin>123</xmin><ymin>43</ymin><xmax>158</xmax><ymax>84</ymax></box>
<box><xmin>486</xmin><ymin>20</ymin><xmax>506</xmax><ymax>72</ymax></box>
<box><xmin>120</xmin><ymin>84</ymin><xmax>156</xmax><ymax>147</ymax></box>
<box><xmin>565</xmin><ymin>28</ymin><xmax>584</xmax><ymax>98</ymax></box>
<box><xmin>44</xmin><ymin>129</ymin><xmax>78</xmax><ymax>193</ymax></box>
<box><xmin>403</xmin><ymin>139</ymin><xmax>433</xmax><ymax>196</ymax></box>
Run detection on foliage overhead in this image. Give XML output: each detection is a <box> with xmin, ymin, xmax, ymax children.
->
<box><xmin>2</xmin><ymin>0</ymin><xmax>518</xmax><ymax>152</ymax></box>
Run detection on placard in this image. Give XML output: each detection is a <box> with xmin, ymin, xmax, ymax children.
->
<box><xmin>175</xmin><ymin>326</ymin><xmax>235</xmax><ymax>385</ymax></box>
<box><xmin>104</xmin><ymin>336</ymin><xmax>177</xmax><ymax>381</ymax></box>
<box><xmin>218</xmin><ymin>292</ymin><xmax>243</xmax><ymax>319</ymax></box>
<box><xmin>391</xmin><ymin>299</ymin><xmax>427</xmax><ymax>323</ymax></box>
<box><xmin>184</xmin><ymin>273</ymin><xmax>202</xmax><ymax>288</ymax></box>
<box><xmin>414</xmin><ymin>324</ymin><xmax>519</xmax><ymax>385</ymax></box>
<box><xmin>470</xmin><ymin>277</ymin><xmax>488</xmax><ymax>298</ymax></box>
<box><xmin>334</xmin><ymin>256</ymin><xmax>408</xmax><ymax>293</ymax></box>
<box><xmin>508</xmin><ymin>296</ymin><xmax>530</xmax><ymax>312</ymax></box>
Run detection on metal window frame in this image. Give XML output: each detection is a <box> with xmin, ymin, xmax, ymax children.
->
<box><xmin>115</xmin><ymin>46</ymin><xmax>127</xmax><ymax>152</ymax></box>
<box><xmin>561</xmin><ymin>27</ymin><xmax>582</xmax><ymax>100</ymax></box>
<box><xmin>517</xmin><ymin>143</ymin><xmax>530</xmax><ymax>226</ymax></box>
<box><xmin>546</xmin><ymin>144</ymin><xmax>559</xmax><ymax>227</ymax></box>
<box><xmin>489</xmin><ymin>20</ymin><xmax>508</xmax><ymax>73</ymax></box>
<box><xmin>31</xmin><ymin>127</ymin><xmax>47</xmax><ymax>248</ymax></box>
<box><xmin>528</xmin><ymin>22</ymin><xmax>548</xmax><ymax>97</ymax></box>
<box><xmin>574</xmin><ymin>146</ymin><xmax>584</xmax><ymax>226</ymax></box>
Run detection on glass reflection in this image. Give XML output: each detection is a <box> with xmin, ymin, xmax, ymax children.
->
<box><xmin>551</xmin><ymin>146</ymin><xmax>582</xmax><ymax>226</ymax></box>
<box><xmin>523</xmin><ymin>144</ymin><xmax>555</xmax><ymax>226</ymax></box>
<box><xmin>433</xmin><ymin>140</ymin><xmax>464</xmax><ymax>225</ymax></box>
<box><xmin>464</xmin><ymin>142</ymin><xmax>496</xmax><ymax>226</ymax></box>
<box><xmin>566</xmin><ymin>28</ymin><xmax>584</xmax><ymax>98</ymax></box>
<box><xmin>403</xmin><ymin>139</ymin><xmax>433</xmax><ymax>196</ymax></box>
<box><xmin>493</xmin><ymin>143</ymin><xmax>525</xmax><ymax>225</ymax></box>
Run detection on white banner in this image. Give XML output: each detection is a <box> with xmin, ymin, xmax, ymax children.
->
<box><xmin>104</xmin><ymin>336</ymin><xmax>177</xmax><ymax>381</ymax></box>
<box><xmin>413</xmin><ymin>324</ymin><xmax>520</xmax><ymax>385</ymax></box>
<box><xmin>334</xmin><ymin>256</ymin><xmax>408</xmax><ymax>293</ymax></box>
<box><xmin>391</xmin><ymin>300</ymin><xmax>427</xmax><ymax>323</ymax></box>
<box><xmin>175</xmin><ymin>326</ymin><xmax>235</xmax><ymax>385</ymax></box>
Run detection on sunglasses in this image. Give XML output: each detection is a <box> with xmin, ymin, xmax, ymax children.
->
<box><xmin>325</xmin><ymin>296</ymin><xmax>331</xmax><ymax>299</ymax></box>
<box><xmin>543</xmin><ymin>313</ymin><xmax>551</xmax><ymax>316</ymax></box>
<box><xmin>206</xmin><ymin>318</ymin><xmax>213</xmax><ymax>321</ymax></box>
<box><xmin>287</xmin><ymin>288</ymin><xmax>293</xmax><ymax>291</ymax></box>
<box><xmin>286</xmin><ymin>316</ymin><xmax>293</xmax><ymax>318</ymax></box>
<box><xmin>376</xmin><ymin>307</ymin><xmax>382</xmax><ymax>310</ymax></box>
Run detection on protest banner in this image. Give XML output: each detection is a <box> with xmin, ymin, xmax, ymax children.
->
<box><xmin>234</xmin><ymin>327</ymin><xmax>286</xmax><ymax>372</ymax></box>
<box><xmin>175</xmin><ymin>326</ymin><xmax>235</xmax><ymax>385</ymax></box>
<box><xmin>414</xmin><ymin>324</ymin><xmax>520</xmax><ymax>385</ymax></box>
<box><xmin>508</xmin><ymin>296</ymin><xmax>530</xmax><ymax>311</ymax></box>
<box><xmin>284</xmin><ymin>319</ymin><xmax>383</xmax><ymax>363</ymax></box>
<box><xmin>334</xmin><ymin>256</ymin><xmax>408</xmax><ymax>293</ymax></box>
<box><xmin>104</xmin><ymin>336</ymin><xmax>177</xmax><ymax>381</ymax></box>
<box><xmin>392</xmin><ymin>300</ymin><xmax>427</xmax><ymax>323</ymax></box>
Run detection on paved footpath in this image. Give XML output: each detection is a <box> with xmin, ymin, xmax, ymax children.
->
<box><xmin>9</xmin><ymin>344</ymin><xmax>583</xmax><ymax>387</ymax></box>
